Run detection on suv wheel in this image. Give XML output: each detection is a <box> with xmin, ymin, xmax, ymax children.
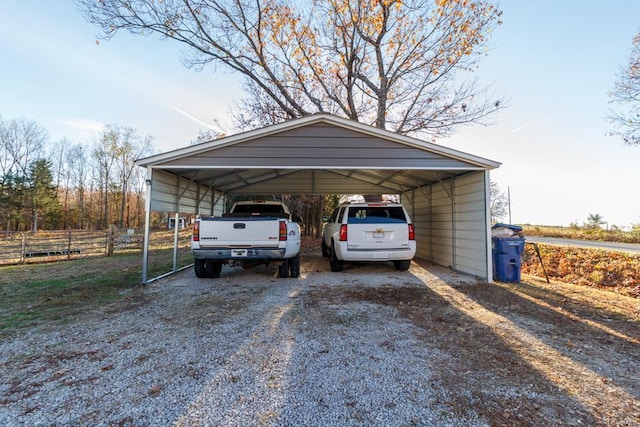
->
<box><xmin>329</xmin><ymin>241</ymin><xmax>344</xmax><ymax>272</ymax></box>
<box><xmin>321</xmin><ymin>238</ymin><xmax>330</xmax><ymax>258</ymax></box>
<box><xmin>393</xmin><ymin>260</ymin><xmax>411</xmax><ymax>271</ymax></box>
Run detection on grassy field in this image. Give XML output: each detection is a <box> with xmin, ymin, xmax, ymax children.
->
<box><xmin>0</xmin><ymin>247</ymin><xmax>192</xmax><ymax>337</ymax></box>
<box><xmin>522</xmin><ymin>224</ymin><xmax>640</xmax><ymax>244</ymax></box>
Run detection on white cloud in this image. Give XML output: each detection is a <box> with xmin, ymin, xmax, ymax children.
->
<box><xmin>57</xmin><ymin>118</ymin><xmax>105</xmax><ymax>134</ymax></box>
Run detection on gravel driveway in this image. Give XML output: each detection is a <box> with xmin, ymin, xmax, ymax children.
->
<box><xmin>1</xmin><ymin>253</ymin><xmax>639</xmax><ymax>426</ymax></box>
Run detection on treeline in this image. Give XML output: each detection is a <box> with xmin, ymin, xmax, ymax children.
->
<box><xmin>0</xmin><ymin>116</ymin><xmax>152</xmax><ymax>232</ymax></box>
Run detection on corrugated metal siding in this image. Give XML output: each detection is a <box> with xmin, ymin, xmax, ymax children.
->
<box><xmin>453</xmin><ymin>172</ymin><xmax>489</xmax><ymax>278</ymax></box>
<box><xmin>405</xmin><ymin>187</ymin><xmax>432</xmax><ymax>261</ymax></box>
<box><xmin>406</xmin><ymin>171</ymin><xmax>489</xmax><ymax>280</ymax></box>
<box><xmin>161</xmin><ymin>124</ymin><xmax>475</xmax><ymax>169</ymax></box>
<box><xmin>150</xmin><ymin>169</ymin><xmax>223</xmax><ymax>215</ymax></box>
<box><xmin>430</xmin><ymin>181</ymin><xmax>454</xmax><ymax>268</ymax></box>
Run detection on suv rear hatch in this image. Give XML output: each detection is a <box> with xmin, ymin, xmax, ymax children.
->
<box><xmin>345</xmin><ymin>206</ymin><xmax>411</xmax><ymax>251</ymax></box>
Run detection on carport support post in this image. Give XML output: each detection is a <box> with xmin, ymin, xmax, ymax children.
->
<box><xmin>172</xmin><ymin>212</ymin><xmax>179</xmax><ymax>272</ymax></box>
<box><xmin>484</xmin><ymin>170</ymin><xmax>493</xmax><ymax>283</ymax></box>
<box><xmin>141</xmin><ymin>169</ymin><xmax>153</xmax><ymax>284</ymax></box>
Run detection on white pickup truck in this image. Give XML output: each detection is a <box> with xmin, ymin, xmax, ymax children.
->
<box><xmin>322</xmin><ymin>202</ymin><xmax>416</xmax><ymax>271</ymax></box>
<box><xmin>191</xmin><ymin>200</ymin><xmax>301</xmax><ymax>278</ymax></box>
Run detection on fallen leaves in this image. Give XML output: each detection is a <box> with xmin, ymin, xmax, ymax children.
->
<box><xmin>522</xmin><ymin>244</ymin><xmax>640</xmax><ymax>297</ymax></box>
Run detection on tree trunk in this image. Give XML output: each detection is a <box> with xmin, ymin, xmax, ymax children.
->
<box><xmin>31</xmin><ymin>209</ymin><xmax>38</xmax><ymax>233</ymax></box>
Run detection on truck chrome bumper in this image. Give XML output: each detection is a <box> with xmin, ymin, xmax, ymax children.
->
<box><xmin>193</xmin><ymin>247</ymin><xmax>286</xmax><ymax>260</ymax></box>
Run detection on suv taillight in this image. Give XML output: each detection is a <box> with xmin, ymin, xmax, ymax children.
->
<box><xmin>339</xmin><ymin>224</ymin><xmax>348</xmax><ymax>241</ymax></box>
<box><xmin>193</xmin><ymin>221</ymin><xmax>200</xmax><ymax>241</ymax></box>
<box><xmin>279</xmin><ymin>220</ymin><xmax>288</xmax><ymax>241</ymax></box>
<box><xmin>408</xmin><ymin>224</ymin><xmax>415</xmax><ymax>241</ymax></box>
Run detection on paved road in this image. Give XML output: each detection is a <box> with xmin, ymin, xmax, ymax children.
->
<box><xmin>525</xmin><ymin>236</ymin><xmax>640</xmax><ymax>254</ymax></box>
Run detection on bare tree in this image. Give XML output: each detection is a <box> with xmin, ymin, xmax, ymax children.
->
<box><xmin>92</xmin><ymin>127</ymin><xmax>119</xmax><ymax>229</ymax></box>
<box><xmin>0</xmin><ymin>116</ymin><xmax>48</xmax><ymax>230</ymax></box>
<box><xmin>189</xmin><ymin>125</ymin><xmax>226</xmax><ymax>145</ymax></box>
<box><xmin>115</xmin><ymin>129</ymin><xmax>153</xmax><ymax>228</ymax></box>
<box><xmin>489</xmin><ymin>180</ymin><xmax>507</xmax><ymax>224</ymax></box>
<box><xmin>608</xmin><ymin>31</ymin><xmax>640</xmax><ymax>146</ymax></box>
<box><xmin>48</xmin><ymin>138</ymin><xmax>72</xmax><ymax>229</ymax></box>
<box><xmin>67</xmin><ymin>143</ymin><xmax>89</xmax><ymax>228</ymax></box>
<box><xmin>77</xmin><ymin>0</ymin><xmax>503</xmax><ymax>137</ymax></box>
<box><xmin>0</xmin><ymin>116</ymin><xmax>47</xmax><ymax>177</ymax></box>
<box><xmin>92</xmin><ymin>125</ymin><xmax>152</xmax><ymax>229</ymax></box>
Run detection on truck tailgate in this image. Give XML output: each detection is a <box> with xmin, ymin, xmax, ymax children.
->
<box><xmin>198</xmin><ymin>217</ymin><xmax>281</xmax><ymax>247</ymax></box>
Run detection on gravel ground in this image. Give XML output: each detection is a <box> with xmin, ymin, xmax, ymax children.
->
<box><xmin>1</xmin><ymin>253</ymin><xmax>639</xmax><ymax>426</ymax></box>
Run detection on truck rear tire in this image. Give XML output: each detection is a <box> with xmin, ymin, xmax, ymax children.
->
<box><xmin>278</xmin><ymin>259</ymin><xmax>289</xmax><ymax>278</ymax></box>
<box><xmin>329</xmin><ymin>242</ymin><xmax>343</xmax><ymax>272</ymax></box>
<box><xmin>194</xmin><ymin>259</ymin><xmax>207</xmax><ymax>278</ymax></box>
<box><xmin>205</xmin><ymin>260</ymin><xmax>222</xmax><ymax>278</ymax></box>
<box><xmin>289</xmin><ymin>253</ymin><xmax>300</xmax><ymax>278</ymax></box>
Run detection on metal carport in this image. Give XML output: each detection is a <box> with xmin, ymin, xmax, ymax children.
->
<box><xmin>135</xmin><ymin>113</ymin><xmax>500</xmax><ymax>283</ymax></box>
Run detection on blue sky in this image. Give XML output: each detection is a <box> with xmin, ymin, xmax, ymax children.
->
<box><xmin>1</xmin><ymin>1</ymin><xmax>640</xmax><ymax>227</ymax></box>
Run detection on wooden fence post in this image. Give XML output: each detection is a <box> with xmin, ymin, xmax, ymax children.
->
<box><xmin>67</xmin><ymin>231</ymin><xmax>72</xmax><ymax>260</ymax></box>
<box><xmin>107</xmin><ymin>225</ymin><xmax>116</xmax><ymax>256</ymax></box>
<box><xmin>20</xmin><ymin>232</ymin><xmax>26</xmax><ymax>264</ymax></box>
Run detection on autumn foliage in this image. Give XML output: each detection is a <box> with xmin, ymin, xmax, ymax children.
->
<box><xmin>522</xmin><ymin>243</ymin><xmax>640</xmax><ymax>298</ymax></box>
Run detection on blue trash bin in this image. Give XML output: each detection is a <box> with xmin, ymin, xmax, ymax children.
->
<box><xmin>492</xmin><ymin>236</ymin><xmax>525</xmax><ymax>282</ymax></box>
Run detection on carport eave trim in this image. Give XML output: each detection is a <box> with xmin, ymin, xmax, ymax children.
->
<box><xmin>143</xmin><ymin>165</ymin><xmax>495</xmax><ymax>172</ymax></box>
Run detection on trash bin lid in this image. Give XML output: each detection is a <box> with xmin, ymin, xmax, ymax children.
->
<box><xmin>491</xmin><ymin>223</ymin><xmax>523</xmax><ymax>232</ymax></box>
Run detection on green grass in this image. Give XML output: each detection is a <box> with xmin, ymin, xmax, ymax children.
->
<box><xmin>0</xmin><ymin>248</ymin><xmax>193</xmax><ymax>337</ymax></box>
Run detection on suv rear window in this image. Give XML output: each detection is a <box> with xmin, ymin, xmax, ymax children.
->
<box><xmin>346</xmin><ymin>206</ymin><xmax>407</xmax><ymax>224</ymax></box>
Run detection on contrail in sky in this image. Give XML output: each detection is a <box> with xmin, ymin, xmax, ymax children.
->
<box><xmin>511</xmin><ymin>122</ymin><xmax>535</xmax><ymax>133</ymax></box>
<box><xmin>169</xmin><ymin>106</ymin><xmax>220</xmax><ymax>131</ymax></box>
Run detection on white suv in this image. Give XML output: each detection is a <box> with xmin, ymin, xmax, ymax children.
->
<box><xmin>322</xmin><ymin>202</ymin><xmax>416</xmax><ymax>271</ymax></box>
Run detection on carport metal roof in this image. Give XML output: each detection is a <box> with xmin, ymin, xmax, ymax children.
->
<box><xmin>136</xmin><ymin>113</ymin><xmax>500</xmax><ymax>198</ymax></box>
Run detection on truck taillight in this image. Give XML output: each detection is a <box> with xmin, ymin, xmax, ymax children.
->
<box><xmin>193</xmin><ymin>221</ymin><xmax>200</xmax><ymax>241</ymax></box>
<box><xmin>408</xmin><ymin>224</ymin><xmax>415</xmax><ymax>241</ymax></box>
<box><xmin>339</xmin><ymin>224</ymin><xmax>348</xmax><ymax>241</ymax></box>
<box><xmin>279</xmin><ymin>221</ymin><xmax>287</xmax><ymax>241</ymax></box>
